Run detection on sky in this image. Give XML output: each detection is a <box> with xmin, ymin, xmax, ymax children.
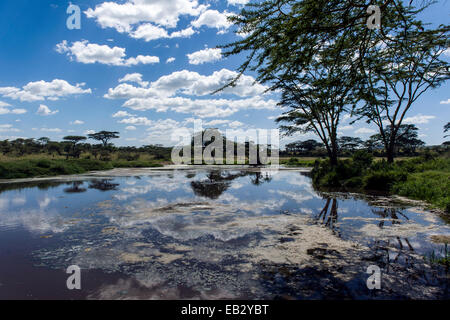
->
<box><xmin>0</xmin><ymin>0</ymin><xmax>449</xmax><ymax>147</ymax></box>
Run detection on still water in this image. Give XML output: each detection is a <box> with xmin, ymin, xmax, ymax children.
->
<box><xmin>0</xmin><ymin>169</ymin><xmax>448</xmax><ymax>299</ymax></box>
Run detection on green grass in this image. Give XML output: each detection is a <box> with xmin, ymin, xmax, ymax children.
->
<box><xmin>392</xmin><ymin>171</ymin><xmax>450</xmax><ymax>212</ymax></box>
<box><xmin>424</xmin><ymin>243</ymin><xmax>449</xmax><ymax>266</ymax></box>
<box><xmin>280</xmin><ymin>157</ymin><xmax>317</xmax><ymax>167</ymax></box>
<box><xmin>312</xmin><ymin>155</ymin><xmax>450</xmax><ymax>212</ymax></box>
<box><xmin>0</xmin><ymin>159</ymin><xmax>163</xmax><ymax>179</ymax></box>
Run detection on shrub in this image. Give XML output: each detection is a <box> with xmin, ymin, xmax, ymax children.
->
<box><xmin>363</xmin><ymin>170</ymin><xmax>408</xmax><ymax>191</ymax></box>
<box><xmin>352</xmin><ymin>150</ymin><xmax>374</xmax><ymax>168</ymax></box>
<box><xmin>118</xmin><ymin>153</ymin><xmax>140</xmax><ymax>161</ymax></box>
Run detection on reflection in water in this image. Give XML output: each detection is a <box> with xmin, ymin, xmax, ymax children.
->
<box><xmin>190</xmin><ymin>170</ymin><xmax>248</xmax><ymax>199</ymax></box>
<box><xmin>316</xmin><ymin>198</ymin><xmax>339</xmax><ymax>236</ymax></box>
<box><xmin>0</xmin><ymin>169</ymin><xmax>449</xmax><ymax>299</ymax></box>
<box><xmin>64</xmin><ymin>181</ymin><xmax>87</xmax><ymax>193</ymax></box>
<box><xmin>88</xmin><ymin>179</ymin><xmax>120</xmax><ymax>192</ymax></box>
<box><xmin>191</xmin><ymin>170</ymin><xmax>273</xmax><ymax>199</ymax></box>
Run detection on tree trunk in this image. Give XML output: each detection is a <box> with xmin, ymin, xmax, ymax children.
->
<box><xmin>386</xmin><ymin>144</ymin><xmax>395</xmax><ymax>163</ymax></box>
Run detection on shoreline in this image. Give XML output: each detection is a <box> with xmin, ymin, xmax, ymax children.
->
<box><xmin>0</xmin><ymin>165</ymin><xmax>312</xmax><ymax>184</ymax></box>
<box><xmin>0</xmin><ymin>165</ymin><xmax>446</xmax><ymax>217</ymax></box>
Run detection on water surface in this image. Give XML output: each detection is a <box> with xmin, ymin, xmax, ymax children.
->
<box><xmin>0</xmin><ymin>169</ymin><xmax>448</xmax><ymax>299</ymax></box>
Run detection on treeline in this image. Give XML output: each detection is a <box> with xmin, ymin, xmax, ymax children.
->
<box><xmin>0</xmin><ymin>130</ymin><xmax>172</xmax><ymax>161</ymax></box>
<box><xmin>282</xmin><ymin>124</ymin><xmax>448</xmax><ymax>158</ymax></box>
<box><xmin>219</xmin><ymin>0</ymin><xmax>449</xmax><ymax>165</ymax></box>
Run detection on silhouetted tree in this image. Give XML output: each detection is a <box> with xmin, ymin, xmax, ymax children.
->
<box><xmin>88</xmin><ymin>131</ymin><xmax>120</xmax><ymax>147</ymax></box>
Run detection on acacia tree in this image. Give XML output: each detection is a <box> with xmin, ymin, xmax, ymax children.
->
<box><xmin>219</xmin><ymin>0</ymin><xmax>446</xmax><ymax>165</ymax></box>
<box><xmin>369</xmin><ymin>124</ymin><xmax>425</xmax><ymax>155</ymax></box>
<box><xmin>355</xmin><ymin>2</ymin><xmax>449</xmax><ymax>162</ymax></box>
<box><xmin>63</xmin><ymin>136</ymin><xmax>87</xmax><ymax>159</ymax></box>
<box><xmin>275</xmin><ymin>51</ymin><xmax>361</xmax><ymax>165</ymax></box>
<box><xmin>445</xmin><ymin>122</ymin><xmax>450</xmax><ymax>138</ymax></box>
<box><xmin>88</xmin><ymin>131</ymin><xmax>120</xmax><ymax>148</ymax></box>
<box><xmin>218</xmin><ymin>0</ymin><xmax>372</xmax><ymax>165</ymax></box>
<box><xmin>337</xmin><ymin>136</ymin><xmax>364</xmax><ymax>153</ymax></box>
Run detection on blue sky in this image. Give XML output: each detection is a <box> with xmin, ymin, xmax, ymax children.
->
<box><xmin>0</xmin><ymin>0</ymin><xmax>448</xmax><ymax>147</ymax></box>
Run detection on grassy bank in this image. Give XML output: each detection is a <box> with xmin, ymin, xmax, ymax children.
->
<box><xmin>312</xmin><ymin>153</ymin><xmax>450</xmax><ymax>212</ymax></box>
<box><xmin>0</xmin><ymin>159</ymin><xmax>164</xmax><ymax>179</ymax></box>
<box><xmin>280</xmin><ymin>157</ymin><xmax>317</xmax><ymax>167</ymax></box>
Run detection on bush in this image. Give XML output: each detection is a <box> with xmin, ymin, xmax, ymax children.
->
<box><xmin>392</xmin><ymin>171</ymin><xmax>450</xmax><ymax>210</ymax></box>
<box><xmin>309</xmin><ymin>156</ymin><xmax>449</xmax><ymax>211</ymax></box>
<box><xmin>363</xmin><ymin>170</ymin><xmax>407</xmax><ymax>191</ymax></box>
<box><xmin>352</xmin><ymin>150</ymin><xmax>374</xmax><ymax>168</ymax></box>
<box><xmin>117</xmin><ymin>153</ymin><xmax>140</xmax><ymax>161</ymax></box>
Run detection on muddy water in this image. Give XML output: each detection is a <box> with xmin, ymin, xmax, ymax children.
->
<box><xmin>0</xmin><ymin>169</ymin><xmax>448</xmax><ymax>299</ymax></box>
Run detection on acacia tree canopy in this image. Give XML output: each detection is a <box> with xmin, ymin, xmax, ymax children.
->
<box><xmin>88</xmin><ymin>131</ymin><xmax>120</xmax><ymax>147</ymax></box>
<box><xmin>218</xmin><ymin>0</ymin><xmax>448</xmax><ymax>164</ymax></box>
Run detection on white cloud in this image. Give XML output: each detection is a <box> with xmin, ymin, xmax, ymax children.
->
<box><xmin>40</xmin><ymin>128</ymin><xmax>62</xmax><ymax>133</ymax></box>
<box><xmin>440</xmin><ymin>99</ymin><xmax>450</xmax><ymax>104</ymax></box>
<box><xmin>403</xmin><ymin>114</ymin><xmax>436</xmax><ymax>125</ymax></box>
<box><xmin>0</xmin><ymin>124</ymin><xmax>20</xmax><ymax>132</ymax></box>
<box><xmin>84</xmin><ymin>129</ymin><xmax>96</xmax><ymax>135</ymax></box>
<box><xmin>85</xmin><ymin>0</ymin><xmax>206</xmax><ymax>42</ymax></box>
<box><xmin>228</xmin><ymin>0</ymin><xmax>250</xmax><ymax>5</ymax></box>
<box><xmin>442</xmin><ymin>48</ymin><xmax>450</xmax><ymax>57</ymax></box>
<box><xmin>0</xmin><ymin>79</ymin><xmax>91</xmax><ymax>102</ymax></box>
<box><xmin>131</xmin><ymin>24</ymin><xmax>195</xmax><ymax>41</ymax></box>
<box><xmin>355</xmin><ymin>127</ymin><xmax>376</xmax><ymax>135</ymax></box>
<box><xmin>187</xmin><ymin>48</ymin><xmax>222</xmax><ymax>65</ymax></box>
<box><xmin>70</xmin><ymin>120</ymin><xmax>85</xmax><ymax>125</ymax></box>
<box><xmin>36</xmin><ymin>104</ymin><xmax>59</xmax><ymax>116</ymax></box>
<box><xmin>125</xmin><ymin>126</ymin><xmax>137</xmax><ymax>131</ymax></box>
<box><xmin>119</xmin><ymin>73</ymin><xmax>149</xmax><ymax>87</ymax></box>
<box><xmin>105</xmin><ymin>69</ymin><xmax>275</xmax><ymax>118</ymax></box>
<box><xmin>191</xmin><ymin>10</ymin><xmax>232</xmax><ymax>31</ymax></box>
<box><xmin>85</xmin><ymin>0</ymin><xmax>206</xmax><ymax>32</ymax></box>
<box><xmin>56</xmin><ymin>40</ymin><xmax>159</xmax><ymax>66</ymax></box>
<box><xmin>122</xmin><ymin>96</ymin><xmax>277</xmax><ymax>118</ymax></box>
<box><xmin>0</xmin><ymin>101</ymin><xmax>11</xmax><ymax>107</ymax></box>
<box><xmin>105</xmin><ymin>69</ymin><xmax>268</xmax><ymax>100</ymax></box>
<box><xmin>203</xmin><ymin>119</ymin><xmax>244</xmax><ymax>128</ymax></box>
<box><xmin>166</xmin><ymin>57</ymin><xmax>176</xmax><ymax>63</ymax></box>
<box><xmin>0</xmin><ymin>105</ymin><xmax>27</xmax><ymax>115</ymax></box>
<box><xmin>112</xmin><ymin>110</ymin><xmax>136</xmax><ymax>118</ymax></box>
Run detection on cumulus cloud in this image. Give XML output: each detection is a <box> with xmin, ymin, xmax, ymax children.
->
<box><xmin>85</xmin><ymin>0</ymin><xmax>209</xmax><ymax>41</ymax></box>
<box><xmin>125</xmin><ymin>126</ymin><xmax>137</xmax><ymax>131</ymax></box>
<box><xmin>403</xmin><ymin>114</ymin><xmax>436</xmax><ymax>125</ymax></box>
<box><xmin>119</xmin><ymin>73</ymin><xmax>149</xmax><ymax>87</ymax></box>
<box><xmin>187</xmin><ymin>48</ymin><xmax>222</xmax><ymax>65</ymax></box>
<box><xmin>443</xmin><ymin>48</ymin><xmax>450</xmax><ymax>57</ymax></box>
<box><xmin>122</xmin><ymin>96</ymin><xmax>277</xmax><ymax>118</ymax></box>
<box><xmin>39</xmin><ymin>128</ymin><xmax>62</xmax><ymax>133</ymax></box>
<box><xmin>85</xmin><ymin>0</ymin><xmax>206</xmax><ymax>32</ymax></box>
<box><xmin>354</xmin><ymin>127</ymin><xmax>377</xmax><ymax>135</ymax></box>
<box><xmin>56</xmin><ymin>40</ymin><xmax>159</xmax><ymax>66</ymax></box>
<box><xmin>228</xmin><ymin>0</ymin><xmax>250</xmax><ymax>5</ymax></box>
<box><xmin>203</xmin><ymin>119</ymin><xmax>244</xmax><ymax>128</ymax></box>
<box><xmin>166</xmin><ymin>57</ymin><xmax>176</xmax><ymax>63</ymax></box>
<box><xmin>36</xmin><ymin>104</ymin><xmax>59</xmax><ymax>116</ymax></box>
<box><xmin>0</xmin><ymin>79</ymin><xmax>91</xmax><ymax>102</ymax></box>
<box><xmin>70</xmin><ymin>120</ymin><xmax>85</xmax><ymax>125</ymax></box>
<box><xmin>0</xmin><ymin>124</ymin><xmax>20</xmax><ymax>132</ymax></box>
<box><xmin>440</xmin><ymin>99</ymin><xmax>450</xmax><ymax>104</ymax></box>
<box><xmin>131</xmin><ymin>24</ymin><xmax>196</xmax><ymax>41</ymax></box>
<box><xmin>0</xmin><ymin>102</ymin><xmax>27</xmax><ymax>115</ymax></box>
<box><xmin>105</xmin><ymin>69</ymin><xmax>267</xmax><ymax>99</ymax></box>
<box><xmin>112</xmin><ymin>110</ymin><xmax>136</xmax><ymax>118</ymax></box>
<box><xmin>191</xmin><ymin>9</ymin><xmax>232</xmax><ymax>31</ymax></box>
<box><xmin>105</xmin><ymin>69</ymin><xmax>274</xmax><ymax>118</ymax></box>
